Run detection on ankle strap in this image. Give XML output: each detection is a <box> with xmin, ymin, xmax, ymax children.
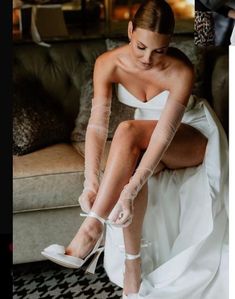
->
<box><xmin>80</xmin><ymin>211</ymin><xmax>106</xmax><ymax>225</ymax></box>
<box><xmin>125</xmin><ymin>252</ymin><xmax>141</xmax><ymax>260</ymax></box>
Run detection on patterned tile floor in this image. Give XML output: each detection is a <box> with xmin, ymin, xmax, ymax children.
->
<box><xmin>13</xmin><ymin>255</ymin><xmax>122</xmax><ymax>299</ymax></box>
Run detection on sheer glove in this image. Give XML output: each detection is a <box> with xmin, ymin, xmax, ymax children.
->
<box><xmin>78</xmin><ymin>98</ymin><xmax>111</xmax><ymax>212</ymax></box>
<box><xmin>108</xmin><ymin>98</ymin><xmax>186</xmax><ymax>226</ymax></box>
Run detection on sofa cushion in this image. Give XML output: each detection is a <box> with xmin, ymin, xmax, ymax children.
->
<box><xmin>72</xmin><ymin>141</ymin><xmax>112</xmax><ymax>171</ymax></box>
<box><xmin>13</xmin><ymin>77</ymin><xmax>70</xmax><ymax>155</ymax></box>
<box><xmin>13</xmin><ymin>143</ymin><xmax>85</xmax><ymax>212</ymax></box>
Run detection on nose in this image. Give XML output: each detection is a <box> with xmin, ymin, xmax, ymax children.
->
<box><xmin>142</xmin><ymin>51</ymin><xmax>152</xmax><ymax>64</ymax></box>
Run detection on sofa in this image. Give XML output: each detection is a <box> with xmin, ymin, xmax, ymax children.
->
<box><xmin>13</xmin><ymin>35</ymin><xmax>228</xmax><ymax>264</ymax></box>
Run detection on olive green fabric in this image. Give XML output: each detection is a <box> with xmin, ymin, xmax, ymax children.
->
<box><xmin>13</xmin><ymin>41</ymin><xmax>107</xmax><ymax>128</ymax></box>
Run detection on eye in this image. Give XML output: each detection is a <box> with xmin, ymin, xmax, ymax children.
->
<box><xmin>154</xmin><ymin>49</ymin><xmax>165</xmax><ymax>54</ymax></box>
<box><xmin>137</xmin><ymin>45</ymin><xmax>145</xmax><ymax>50</ymax></box>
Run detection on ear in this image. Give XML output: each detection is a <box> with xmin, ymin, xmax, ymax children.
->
<box><xmin>128</xmin><ymin>21</ymin><xmax>133</xmax><ymax>41</ymax></box>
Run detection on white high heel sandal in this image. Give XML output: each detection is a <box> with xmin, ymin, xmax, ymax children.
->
<box><xmin>122</xmin><ymin>252</ymin><xmax>141</xmax><ymax>299</ymax></box>
<box><xmin>41</xmin><ymin>211</ymin><xmax>105</xmax><ymax>274</ymax></box>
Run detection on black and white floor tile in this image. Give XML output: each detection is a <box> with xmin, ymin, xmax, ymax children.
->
<box><xmin>13</xmin><ymin>254</ymin><xmax>122</xmax><ymax>299</ymax></box>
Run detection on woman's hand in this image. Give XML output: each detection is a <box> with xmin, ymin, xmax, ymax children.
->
<box><xmin>108</xmin><ymin>168</ymin><xmax>151</xmax><ymax>227</ymax></box>
<box><xmin>108</xmin><ymin>186</ymin><xmax>135</xmax><ymax>227</ymax></box>
<box><xmin>78</xmin><ymin>189</ymin><xmax>97</xmax><ymax>213</ymax></box>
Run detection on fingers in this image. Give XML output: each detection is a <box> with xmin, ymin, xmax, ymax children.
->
<box><xmin>78</xmin><ymin>199</ymin><xmax>91</xmax><ymax>213</ymax></box>
<box><xmin>115</xmin><ymin>208</ymin><xmax>133</xmax><ymax>226</ymax></box>
<box><xmin>108</xmin><ymin>201</ymin><xmax>132</xmax><ymax>223</ymax></box>
<box><xmin>120</xmin><ymin>216</ymin><xmax>133</xmax><ymax>228</ymax></box>
<box><xmin>108</xmin><ymin>204</ymin><xmax>122</xmax><ymax>222</ymax></box>
<box><xmin>78</xmin><ymin>190</ymin><xmax>96</xmax><ymax>213</ymax></box>
<box><xmin>108</xmin><ymin>199</ymin><xmax>134</xmax><ymax>227</ymax></box>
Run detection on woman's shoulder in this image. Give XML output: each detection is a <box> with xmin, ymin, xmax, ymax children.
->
<box><xmin>95</xmin><ymin>44</ymin><xmax>128</xmax><ymax>67</ymax></box>
<box><xmin>164</xmin><ymin>47</ymin><xmax>195</xmax><ymax>103</ymax></box>
<box><xmin>93</xmin><ymin>45</ymin><xmax>129</xmax><ymax>84</ymax></box>
<box><xmin>94</xmin><ymin>45</ymin><xmax>131</xmax><ymax>81</ymax></box>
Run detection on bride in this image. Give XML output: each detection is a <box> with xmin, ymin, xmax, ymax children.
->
<box><xmin>42</xmin><ymin>0</ymin><xmax>229</xmax><ymax>298</ymax></box>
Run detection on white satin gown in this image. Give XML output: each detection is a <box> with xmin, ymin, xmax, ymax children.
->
<box><xmin>103</xmin><ymin>84</ymin><xmax>229</xmax><ymax>299</ymax></box>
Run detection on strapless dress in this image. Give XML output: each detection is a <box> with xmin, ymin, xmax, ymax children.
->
<box><xmin>103</xmin><ymin>84</ymin><xmax>229</xmax><ymax>299</ymax></box>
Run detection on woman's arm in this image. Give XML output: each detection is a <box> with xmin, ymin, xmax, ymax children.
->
<box><xmin>109</xmin><ymin>65</ymin><xmax>194</xmax><ymax>225</ymax></box>
<box><xmin>78</xmin><ymin>53</ymin><xmax>114</xmax><ymax>212</ymax></box>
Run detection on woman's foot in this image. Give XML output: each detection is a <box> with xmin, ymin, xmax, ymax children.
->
<box><xmin>123</xmin><ymin>257</ymin><xmax>141</xmax><ymax>296</ymax></box>
<box><xmin>65</xmin><ymin>217</ymin><xmax>103</xmax><ymax>259</ymax></box>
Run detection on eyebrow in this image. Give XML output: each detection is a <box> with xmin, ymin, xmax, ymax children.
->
<box><xmin>137</xmin><ymin>41</ymin><xmax>168</xmax><ymax>50</ymax></box>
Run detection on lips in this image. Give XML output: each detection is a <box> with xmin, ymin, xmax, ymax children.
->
<box><xmin>139</xmin><ymin>61</ymin><xmax>152</xmax><ymax>69</ymax></box>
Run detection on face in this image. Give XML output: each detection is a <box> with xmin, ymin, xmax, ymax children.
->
<box><xmin>128</xmin><ymin>22</ymin><xmax>171</xmax><ymax>70</ymax></box>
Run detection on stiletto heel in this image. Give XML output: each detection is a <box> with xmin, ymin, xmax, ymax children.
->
<box><xmin>122</xmin><ymin>252</ymin><xmax>141</xmax><ymax>299</ymax></box>
<box><xmin>85</xmin><ymin>247</ymin><xmax>104</xmax><ymax>274</ymax></box>
<box><xmin>41</xmin><ymin>211</ymin><xmax>105</xmax><ymax>273</ymax></box>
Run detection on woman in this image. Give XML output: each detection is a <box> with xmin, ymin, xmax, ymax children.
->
<box><xmin>42</xmin><ymin>0</ymin><xmax>229</xmax><ymax>298</ymax></box>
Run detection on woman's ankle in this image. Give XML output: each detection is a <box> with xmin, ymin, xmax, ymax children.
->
<box><xmin>65</xmin><ymin>218</ymin><xmax>103</xmax><ymax>258</ymax></box>
<box><xmin>123</xmin><ymin>258</ymin><xmax>141</xmax><ymax>294</ymax></box>
<box><xmin>82</xmin><ymin>217</ymin><xmax>103</xmax><ymax>236</ymax></box>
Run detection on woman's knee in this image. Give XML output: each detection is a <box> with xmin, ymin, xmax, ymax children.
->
<box><xmin>111</xmin><ymin>121</ymin><xmax>141</xmax><ymax>155</ymax></box>
<box><xmin>114</xmin><ymin>121</ymin><xmax>139</xmax><ymax>144</ymax></box>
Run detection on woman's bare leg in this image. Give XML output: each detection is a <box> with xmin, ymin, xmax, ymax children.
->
<box><xmin>66</xmin><ymin>120</ymin><xmax>207</xmax><ymax>263</ymax></box>
<box><xmin>122</xmin><ymin>163</ymin><xmax>165</xmax><ymax>295</ymax></box>
<box><xmin>121</xmin><ymin>120</ymin><xmax>207</xmax><ymax>295</ymax></box>
<box><xmin>66</xmin><ymin>122</ymin><xmax>144</xmax><ymax>258</ymax></box>
<box><xmin>122</xmin><ymin>182</ymin><xmax>147</xmax><ymax>295</ymax></box>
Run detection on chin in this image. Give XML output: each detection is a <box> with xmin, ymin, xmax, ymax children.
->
<box><xmin>137</xmin><ymin>61</ymin><xmax>152</xmax><ymax>70</ymax></box>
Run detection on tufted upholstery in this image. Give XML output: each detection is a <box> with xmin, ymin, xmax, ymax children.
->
<box><xmin>13</xmin><ymin>40</ymin><xmax>107</xmax><ymax>129</ymax></box>
<box><xmin>13</xmin><ymin>37</ymin><xmax>228</xmax><ymax>264</ymax></box>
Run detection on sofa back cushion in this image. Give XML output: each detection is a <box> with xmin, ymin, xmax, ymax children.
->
<box><xmin>13</xmin><ymin>40</ymin><xmax>107</xmax><ymax>129</ymax></box>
